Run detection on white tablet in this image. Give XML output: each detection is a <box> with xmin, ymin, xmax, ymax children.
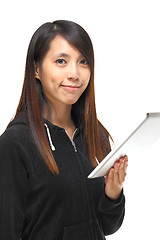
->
<box><xmin>88</xmin><ymin>112</ymin><xmax>160</xmax><ymax>178</ymax></box>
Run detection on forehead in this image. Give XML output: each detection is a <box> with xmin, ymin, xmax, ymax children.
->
<box><xmin>46</xmin><ymin>35</ymin><xmax>82</xmax><ymax>58</ymax></box>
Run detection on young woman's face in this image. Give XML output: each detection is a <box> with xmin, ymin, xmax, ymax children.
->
<box><xmin>36</xmin><ymin>35</ymin><xmax>91</xmax><ymax>107</ymax></box>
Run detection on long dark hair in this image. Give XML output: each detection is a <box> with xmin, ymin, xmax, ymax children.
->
<box><xmin>14</xmin><ymin>20</ymin><xmax>112</xmax><ymax>174</ymax></box>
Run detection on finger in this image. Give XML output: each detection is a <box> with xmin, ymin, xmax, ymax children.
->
<box><xmin>108</xmin><ymin>168</ymin><xmax>114</xmax><ymax>183</ymax></box>
<box><xmin>124</xmin><ymin>159</ymin><xmax>128</xmax><ymax>173</ymax></box>
<box><xmin>120</xmin><ymin>155</ymin><xmax>128</xmax><ymax>172</ymax></box>
<box><xmin>113</xmin><ymin>162</ymin><xmax>120</xmax><ymax>184</ymax></box>
<box><xmin>119</xmin><ymin>156</ymin><xmax>125</xmax><ymax>163</ymax></box>
<box><xmin>123</xmin><ymin>155</ymin><xmax>128</xmax><ymax>164</ymax></box>
<box><xmin>119</xmin><ymin>157</ymin><xmax>128</xmax><ymax>183</ymax></box>
<box><xmin>119</xmin><ymin>160</ymin><xmax>126</xmax><ymax>183</ymax></box>
<box><xmin>119</xmin><ymin>155</ymin><xmax>128</xmax><ymax>163</ymax></box>
<box><xmin>122</xmin><ymin>156</ymin><xmax>128</xmax><ymax>177</ymax></box>
<box><xmin>114</xmin><ymin>160</ymin><xmax>120</xmax><ymax>169</ymax></box>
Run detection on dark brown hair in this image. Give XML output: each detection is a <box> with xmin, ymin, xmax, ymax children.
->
<box><xmin>14</xmin><ymin>20</ymin><xmax>112</xmax><ymax>174</ymax></box>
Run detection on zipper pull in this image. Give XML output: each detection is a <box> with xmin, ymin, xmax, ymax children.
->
<box><xmin>64</xmin><ymin>129</ymin><xmax>78</xmax><ymax>152</ymax></box>
<box><xmin>71</xmin><ymin>140</ymin><xmax>77</xmax><ymax>152</ymax></box>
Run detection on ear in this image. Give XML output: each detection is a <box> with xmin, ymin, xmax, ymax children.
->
<box><xmin>34</xmin><ymin>62</ymin><xmax>40</xmax><ymax>80</ymax></box>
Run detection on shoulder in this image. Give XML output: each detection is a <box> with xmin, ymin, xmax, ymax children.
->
<box><xmin>0</xmin><ymin>117</ymin><xmax>32</xmax><ymax>171</ymax></box>
<box><xmin>0</xmin><ymin>111</ymin><xmax>34</xmax><ymax>147</ymax></box>
<box><xmin>0</xmin><ymin>123</ymin><xmax>30</xmax><ymax>149</ymax></box>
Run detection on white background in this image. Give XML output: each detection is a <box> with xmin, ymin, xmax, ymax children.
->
<box><xmin>0</xmin><ymin>0</ymin><xmax>160</xmax><ymax>239</ymax></box>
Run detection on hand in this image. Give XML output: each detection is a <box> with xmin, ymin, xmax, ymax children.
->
<box><xmin>105</xmin><ymin>156</ymin><xmax>128</xmax><ymax>201</ymax></box>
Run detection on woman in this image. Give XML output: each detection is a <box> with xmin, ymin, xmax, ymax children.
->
<box><xmin>0</xmin><ymin>20</ymin><xmax>128</xmax><ymax>240</ymax></box>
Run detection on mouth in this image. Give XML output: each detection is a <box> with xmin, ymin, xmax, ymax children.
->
<box><xmin>60</xmin><ymin>85</ymin><xmax>81</xmax><ymax>91</ymax></box>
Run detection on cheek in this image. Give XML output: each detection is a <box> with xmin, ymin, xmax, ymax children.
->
<box><xmin>40</xmin><ymin>69</ymin><xmax>64</xmax><ymax>88</ymax></box>
<box><xmin>50</xmin><ymin>68</ymin><xmax>65</xmax><ymax>81</ymax></box>
<box><xmin>83</xmin><ymin>72</ymin><xmax>91</xmax><ymax>88</ymax></box>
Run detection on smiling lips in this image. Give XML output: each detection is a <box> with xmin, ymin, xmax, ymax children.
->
<box><xmin>61</xmin><ymin>85</ymin><xmax>80</xmax><ymax>91</ymax></box>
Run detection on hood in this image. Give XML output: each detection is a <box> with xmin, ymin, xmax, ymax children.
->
<box><xmin>7</xmin><ymin>112</ymin><xmax>29</xmax><ymax>129</ymax></box>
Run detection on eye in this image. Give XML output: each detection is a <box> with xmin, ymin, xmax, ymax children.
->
<box><xmin>80</xmin><ymin>59</ymin><xmax>88</xmax><ymax>65</ymax></box>
<box><xmin>55</xmin><ymin>59</ymin><xmax>66</xmax><ymax>64</ymax></box>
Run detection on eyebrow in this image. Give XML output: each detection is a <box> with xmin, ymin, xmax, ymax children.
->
<box><xmin>54</xmin><ymin>52</ymin><xmax>84</xmax><ymax>59</ymax></box>
<box><xmin>54</xmin><ymin>53</ymin><xmax>70</xmax><ymax>58</ymax></box>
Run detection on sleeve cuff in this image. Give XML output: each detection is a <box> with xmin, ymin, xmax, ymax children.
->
<box><xmin>98</xmin><ymin>188</ymin><xmax>125</xmax><ymax>213</ymax></box>
<box><xmin>104</xmin><ymin>189</ymin><xmax>124</xmax><ymax>204</ymax></box>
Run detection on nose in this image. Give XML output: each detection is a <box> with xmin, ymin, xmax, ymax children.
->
<box><xmin>67</xmin><ymin>62</ymin><xmax>79</xmax><ymax>80</ymax></box>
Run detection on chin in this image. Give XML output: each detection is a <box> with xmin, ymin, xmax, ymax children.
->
<box><xmin>64</xmin><ymin>98</ymin><xmax>79</xmax><ymax>105</ymax></box>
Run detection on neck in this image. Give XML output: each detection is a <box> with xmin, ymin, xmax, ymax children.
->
<box><xmin>42</xmin><ymin>101</ymin><xmax>74</xmax><ymax>129</ymax></box>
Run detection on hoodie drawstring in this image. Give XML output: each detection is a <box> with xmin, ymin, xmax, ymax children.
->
<box><xmin>44</xmin><ymin>124</ymin><xmax>55</xmax><ymax>151</ymax></box>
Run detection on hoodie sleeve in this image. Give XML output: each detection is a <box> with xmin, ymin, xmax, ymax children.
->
<box><xmin>98</xmin><ymin>187</ymin><xmax>125</xmax><ymax>236</ymax></box>
<box><xmin>0</xmin><ymin>131</ymin><xmax>29</xmax><ymax>240</ymax></box>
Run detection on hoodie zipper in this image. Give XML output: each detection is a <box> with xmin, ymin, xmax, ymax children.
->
<box><xmin>44</xmin><ymin>124</ymin><xmax>92</xmax><ymax>237</ymax></box>
<box><xmin>65</xmin><ymin>128</ymin><xmax>78</xmax><ymax>152</ymax></box>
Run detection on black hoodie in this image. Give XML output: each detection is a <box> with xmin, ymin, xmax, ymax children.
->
<box><xmin>0</xmin><ymin>112</ymin><xmax>125</xmax><ymax>240</ymax></box>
